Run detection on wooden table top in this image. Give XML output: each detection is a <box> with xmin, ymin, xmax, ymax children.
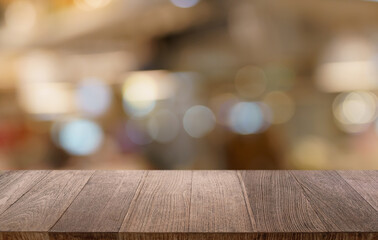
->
<box><xmin>0</xmin><ymin>170</ymin><xmax>376</xmax><ymax>240</ymax></box>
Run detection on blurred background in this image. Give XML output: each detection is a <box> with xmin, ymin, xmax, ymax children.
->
<box><xmin>0</xmin><ymin>0</ymin><xmax>378</xmax><ymax>170</ymax></box>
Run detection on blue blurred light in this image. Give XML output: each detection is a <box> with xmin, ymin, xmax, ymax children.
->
<box><xmin>59</xmin><ymin>119</ymin><xmax>103</xmax><ymax>155</ymax></box>
<box><xmin>229</xmin><ymin>102</ymin><xmax>264</xmax><ymax>135</ymax></box>
<box><xmin>76</xmin><ymin>78</ymin><xmax>112</xmax><ymax>117</ymax></box>
<box><xmin>170</xmin><ymin>0</ymin><xmax>199</xmax><ymax>8</ymax></box>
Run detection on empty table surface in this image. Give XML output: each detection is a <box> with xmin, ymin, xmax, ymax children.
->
<box><xmin>0</xmin><ymin>170</ymin><xmax>376</xmax><ymax>240</ymax></box>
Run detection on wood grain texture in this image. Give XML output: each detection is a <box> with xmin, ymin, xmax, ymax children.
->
<box><xmin>0</xmin><ymin>171</ymin><xmax>93</xmax><ymax>232</ymax></box>
<box><xmin>0</xmin><ymin>170</ymin><xmax>377</xmax><ymax>240</ymax></box>
<box><xmin>189</xmin><ymin>171</ymin><xmax>253</xmax><ymax>232</ymax></box>
<box><xmin>50</xmin><ymin>232</ymin><xmax>117</xmax><ymax>240</ymax></box>
<box><xmin>0</xmin><ymin>171</ymin><xmax>50</xmax><ymax>215</ymax></box>
<box><xmin>337</xmin><ymin>170</ymin><xmax>378</xmax><ymax>211</ymax></box>
<box><xmin>120</xmin><ymin>233</ymin><xmax>376</xmax><ymax>240</ymax></box>
<box><xmin>50</xmin><ymin>171</ymin><xmax>144</xmax><ymax>240</ymax></box>
<box><xmin>119</xmin><ymin>171</ymin><xmax>192</xmax><ymax>233</ymax></box>
<box><xmin>291</xmin><ymin>171</ymin><xmax>378</xmax><ymax>232</ymax></box>
<box><xmin>0</xmin><ymin>232</ymin><xmax>49</xmax><ymax>240</ymax></box>
<box><xmin>2</xmin><ymin>232</ymin><xmax>375</xmax><ymax>240</ymax></box>
<box><xmin>239</xmin><ymin>170</ymin><xmax>326</xmax><ymax>232</ymax></box>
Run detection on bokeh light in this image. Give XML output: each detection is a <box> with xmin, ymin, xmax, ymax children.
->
<box><xmin>18</xmin><ymin>82</ymin><xmax>74</xmax><ymax>119</ymax></box>
<box><xmin>76</xmin><ymin>78</ymin><xmax>112</xmax><ymax>117</ymax></box>
<box><xmin>59</xmin><ymin>119</ymin><xmax>103</xmax><ymax>156</ymax></box>
<box><xmin>122</xmin><ymin>72</ymin><xmax>158</xmax><ymax>117</ymax></box>
<box><xmin>170</xmin><ymin>0</ymin><xmax>199</xmax><ymax>8</ymax></box>
<box><xmin>17</xmin><ymin>51</ymin><xmax>59</xmax><ymax>83</ymax></box>
<box><xmin>5</xmin><ymin>0</ymin><xmax>36</xmax><ymax>34</ymax></box>
<box><xmin>333</xmin><ymin>91</ymin><xmax>377</xmax><ymax>133</ymax></box>
<box><xmin>291</xmin><ymin>136</ymin><xmax>330</xmax><ymax>169</ymax></box>
<box><xmin>228</xmin><ymin>102</ymin><xmax>266</xmax><ymax>135</ymax></box>
<box><xmin>148</xmin><ymin>109</ymin><xmax>179</xmax><ymax>143</ymax></box>
<box><xmin>263</xmin><ymin>91</ymin><xmax>295</xmax><ymax>124</ymax></box>
<box><xmin>211</xmin><ymin>93</ymin><xmax>238</xmax><ymax>126</ymax></box>
<box><xmin>316</xmin><ymin>61</ymin><xmax>378</xmax><ymax>92</ymax></box>
<box><xmin>1</xmin><ymin>0</ymin><xmax>378</xmax><ymax>171</ymax></box>
<box><xmin>74</xmin><ymin>0</ymin><xmax>112</xmax><ymax>11</ymax></box>
<box><xmin>183</xmin><ymin>105</ymin><xmax>215</xmax><ymax>138</ymax></box>
<box><xmin>234</xmin><ymin>66</ymin><xmax>266</xmax><ymax>99</ymax></box>
<box><xmin>126</xmin><ymin>119</ymin><xmax>152</xmax><ymax>146</ymax></box>
<box><xmin>316</xmin><ymin>36</ymin><xmax>378</xmax><ymax>92</ymax></box>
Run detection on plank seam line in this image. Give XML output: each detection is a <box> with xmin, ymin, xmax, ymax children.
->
<box><xmin>289</xmin><ymin>171</ymin><xmax>333</xmax><ymax>232</ymax></box>
<box><xmin>118</xmin><ymin>171</ymin><xmax>148</xmax><ymax>233</ymax></box>
<box><xmin>101</xmin><ymin>174</ymin><xmax>132</xmax><ymax>232</ymax></box>
<box><xmin>48</xmin><ymin>171</ymin><xmax>95</xmax><ymax>232</ymax></box>
<box><xmin>335</xmin><ymin>171</ymin><xmax>378</xmax><ymax>214</ymax></box>
<box><xmin>187</xmin><ymin>170</ymin><xmax>193</xmax><ymax>232</ymax></box>
<box><xmin>236</xmin><ymin>171</ymin><xmax>257</xmax><ymax>230</ymax></box>
<box><xmin>0</xmin><ymin>171</ymin><xmax>50</xmax><ymax>218</ymax></box>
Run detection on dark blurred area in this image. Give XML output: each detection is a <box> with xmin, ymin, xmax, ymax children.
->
<box><xmin>0</xmin><ymin>0</ymin><xmax>378</xmax><ymax>170</ymax></box>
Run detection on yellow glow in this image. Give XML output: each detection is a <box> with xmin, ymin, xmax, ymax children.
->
<box><xmin>123</xmin><ymin>73</ymin><xmax>158</xmax><ymax>102</ymax></box>
<box><xmin>316</xmin><ymin>35</ymin><xmax>377</xmax><ymax>92</ymax></box>
<box><xmin>122</xmin><ymin>71</ymin><xmax>175</xmax><ymax>117</ymax></box>
<box><xmin>333</xmin><ymin>91</ymin><xmax>376</xmax><ymax>133</ymax></box>
<box><xmin>316</xmin><ymin>61</ymin><xmax>378</xmax><ymax>92</ymax></box>
<box><xmin>291</xmin><ymin>136</ymin><xmax>330</xmax><ymax>169</ymax></box>
<box><xmin>74</xmin><ymin>0</ymin><xmax>112</xmax><ymax>11</ymax></box>
<box><xmin>122</xmin><ymin>72</ymin><xmax>159</xmax><ymax>117</ymax></box>
<box><xmin>18</xmin><ymin>82</ymin><xmax>74</xmax><ymax>118</ymax></box>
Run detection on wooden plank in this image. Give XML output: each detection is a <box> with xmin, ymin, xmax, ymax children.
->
<box><xmin>0</xmin><ymin>171</ymin><xmax>93</xmax><ymax>234</ymax></box>
<box><xmin>337</xmin><ymin>170</ymin><xmax>378</xmax><ymax>211</ymax></box>
<box><xmin>50</xmin><ymin>171</ymin><xmax>144</xmax><ymax>240</ymax></box>
<box><xmin>119</xmin><ymin>171</ymin><xmax>192</xmax><ymax>234</ymax></box>
<box><xmin>120</xmin><ymin>233</ymin><xmax>376</xmax><ymax>240</ymax></box>
<box><xmin>0</xmin><ymin>171</ymin><xmax>50</xmax><ymax>215</ymax></box>
<box><xmin>291</xmin><ymin>171</ymin><xmax>378</xmax><ymax>232</ymax></box>
<box><xmin>49</xmin><ymin>233</ymin><xmax>118</xmax><ymax>240</ymax></box>
<box><xmin>0</xmin><ymin>170</ymin><xmax>377</xmax><ymax>240</ymax></box>
<box><xmin>189</xmin><ymin>171</ymin><xmax>253</xmax><ymax>233</ymax></box>
<box><xmin>2</xmin><ymin>232</ymin><xmax>375</xmax><ymax>240</ymax></box>
<box><xmin>239</xmin><ymin>170</ymin><xmax>326</xmax><ymax>232</ymax></box>
<box><xmin>0</xmin><ymin>232</ymin><xmax>49</xmax><ymax>240</ymax></box>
